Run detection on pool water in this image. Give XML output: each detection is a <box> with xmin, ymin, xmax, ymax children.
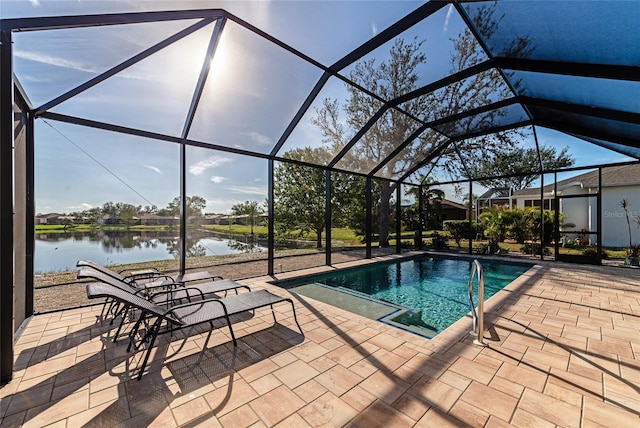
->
<box><xmin>279</xmin><ymin>255</ymin><xmax>533</xmax><ymax>338</ymax></box>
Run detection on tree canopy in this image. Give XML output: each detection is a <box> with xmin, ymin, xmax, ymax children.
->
<box><xmin>308</xmin><ymin>4</ymin><xmax>531</xmax><ymax>245</ymax></box>
<box><xmin>469</xmin><ymin>146</ymin><xmax>575</xmax><ymax>190</ymax></box>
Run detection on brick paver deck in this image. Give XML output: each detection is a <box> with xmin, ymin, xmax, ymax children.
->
<box><xmin>2</xmin><ymin>254</ymin><xmax>639</xmax><ymax>427</ymax></box>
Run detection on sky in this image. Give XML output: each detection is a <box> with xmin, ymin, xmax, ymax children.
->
<box><xmin>4</xmin><ymin>0</ymin><xmax>633</xmax><ymax>214</ymax></box>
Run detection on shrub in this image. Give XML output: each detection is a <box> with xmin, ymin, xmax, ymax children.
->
<box><xmin>520</xmin><ymin>243</ymin><xmax>550</xmax><ymax>256</ymax></box>
<box><xmin>582</xmin><ymin>247</ymin><xmax>608</xmax><ymax>259</ymax></box>
<box><xmin>442</xmin><ymin>220</ymin><xmax>479</xmax><ymax>248</ymax></box>
<box><xmin>430</xmin><ymin>231</ymin><xmax>448</xmax><ymax>249</ymax></box>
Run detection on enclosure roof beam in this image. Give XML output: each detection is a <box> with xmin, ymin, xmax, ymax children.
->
<box><xmin>182</xmin><ymin>18</ymin><xmax>225</xmax><ymax>139</ymax></box>
<box><xmin>519</xmin><ymin>96</ymin><xmax>640</xmax><ymax>124</ymax></box>
<box><xmin>0</xmin><ymin>9</ymin><xmax>225</xmax><ymax>31</ymax></box>
<box><xmin>493</xmin><ymin>57</ymin><xmax>640</xmax><ymax>82</ymax></box>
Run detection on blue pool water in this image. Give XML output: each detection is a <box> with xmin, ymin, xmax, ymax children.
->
<box><xmin>279</xmin><ymin>255</ymin><xmax>533</xmax><ymax>337</ymax></box>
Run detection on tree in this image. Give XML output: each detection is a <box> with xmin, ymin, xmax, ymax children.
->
<box><xmin>231</xmin><ymin>200</ymin><xmax>264</xmax><ymax>235</ymax></box>
<box><xmin>469</xmin><ymin>146</ymin><xmax>575</xmax><ymax>190</ymax></box>
<box><xmin>166</xmin><ymin>196</ymin><xmax>207</xmax><ymax>218</ymax></box>
<box><xmin>118</xmin><ymin>203</ymin><xmax>138</xmax><ymax>229</ymax></box>
<box><xmin>312</xmin><ymin>4</ymin><xmax>531</xmax><ymax>246</ymax></box>
<box><xmin>274</xmin><ymin>148</ymin><xmax>330</xmax><ymax>248</ymax></box>
<box><xmin>621</xmin><ymin>199</ymin><xmax>632</xmax><ymax>249</ymax></box>
<box><xmin>405</xmin><ymin>177</ymin><xmax>445</xmax><ymax>230</ymax></box>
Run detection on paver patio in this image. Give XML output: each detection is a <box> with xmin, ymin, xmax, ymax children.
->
<box><xmin>1</xmin><ymin>254</ymin><xmax>639</xmax><ymax>427</ymax></box>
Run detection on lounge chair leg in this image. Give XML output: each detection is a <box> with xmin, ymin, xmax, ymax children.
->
<box><xmin>127</xmin><ymin>313</ymin><xmax>148</xmax><ymax>352</ymax></box>
<box><xmin>113</xmin><ymin>304</ymin><xmax>132</xmax><ymax>343</ymax></box>
<box><xmin>223</xmin><ymin>314</ymin><xmax>237</xmax><ymax>346</ymax></box>
<box><xmin>288</xmin><ymin>299</ymin><xmax>303</xmax><ymax>334</ymax></box>
<box><xmin>270</xmin><ymin>304</ymin><xmax>277</xmax><ymax>324</ymax></box>
<box><xmin>137</xmin><ymin>321</ymin><xmax>161</xmax><ymax>380</ymax></box>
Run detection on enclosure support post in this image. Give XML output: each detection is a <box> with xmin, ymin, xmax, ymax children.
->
<box><xmin>325</xmin><ymin>169</ymin><xmax>332</xmax><ymax>266</ymax></box>
<box><xmin>554</xmin><ymin>172</ymin><xmax>559</xmax><ymax>258</ymax></box>
<box><xmin>540</xmin><ymin>174</ymin><xmax>545</xmax><ymax>261</ymax></box>
<box><xmin>0</xmin><ymin>29</ymin><xmax>15</xmax><ymax>384</ymax></box>
<box><xmin>25</xmin><ymin>101</ymin><xmax>34</xmax><ymax>318</ymax></box>
<box><xmin>468</xmin><ymin>180</ymin><xmax>473</xmax><ymax>255</ymax></box>
<box><xmin>365</xmin><ymin>177</ymin><xmax>372</xmax><ymax>259</ymax></box>
<box><xmin>417</xmin><ymin>184</ymin><xmax>423</xmax><ymax>250</ymax></box>
<box><xmin>597</xmin><ymin>168</ymin><xmax>602</xmax><ymax>263</ymax></box>
<box><xmin>179</xmin><ymin>143</ymin><xmax>187</xmax><ymax>274</ymax></box>
<box><xmin>267</xmin><ymin>160</ymin><xmax>274</xmax><ymax>275</ymax></box>
<box><xmin>396</xmin><ymin>183</ymin><xmax>401</xmax><ymax>254</ymax></box>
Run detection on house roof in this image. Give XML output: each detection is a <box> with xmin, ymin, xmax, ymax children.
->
<box><xmin>513</xmin><ymin>163</ymin><xmax>640</xmax><ymax>196</ymax></box>
<box><xmin>440</xmin><ymin>199</ymin><xmax>467</xmax><ymax>210</ymax></box>
<box><xmin>478</xmin><ymin>187</ymin><xmax>511</xmax><ymax>200</ymax></box>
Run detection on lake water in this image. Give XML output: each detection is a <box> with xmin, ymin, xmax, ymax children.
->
<box><xmin>35</xmin><ymin>231</ymin><xmax>264</xmax><ymax>273</ymax></box>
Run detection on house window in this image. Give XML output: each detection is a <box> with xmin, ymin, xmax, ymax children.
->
<box><xmin>524</xmin><ymin>199</ymin><xmax>555</xmax><ymax>210</ymax></box>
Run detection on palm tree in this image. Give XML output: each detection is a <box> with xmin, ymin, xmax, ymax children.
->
<box><xmin>406</xmin><ymin>177</ymin><xmax>445</xmax><ymax>230</ymax></box>
<box><xmin>621</xmin><ymin>199</ymin><xmax>632</xmax><ymax>249</ymax></box>
<box><xmin>231</xmin><ymin>200</ymin><xmax>264</xmax><ymax>235</ymax></box>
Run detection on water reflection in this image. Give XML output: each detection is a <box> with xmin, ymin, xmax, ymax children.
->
<box><xmin>35</xmin><ymin>230</ymin><xmax>265</xmax><ymax>273</ymax></box>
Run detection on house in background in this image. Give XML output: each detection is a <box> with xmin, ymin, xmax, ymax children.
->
<box><xmin>440</xmin><ymin>199</ymin><xmax>469</xmax><ymax>221</ymax></box>
<box><xmin>35</xmin><ymin>213</ymin><xmax>75</xmax><ymax>225</ymax></box>
<box><xmin>477</xmin><ymin>187</ymin><xmax>513</xmax><ymax>213</ymax></box>
<box><xmin>511</xmin><ymin>163</ymin><xmax>640</xmax><ymax>247</ymax></box>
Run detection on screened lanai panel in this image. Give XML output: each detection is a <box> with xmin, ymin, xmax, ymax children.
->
<box><xmin>407</xmin><ymin>142</ymin><xmax>458</xmax><ymax>186</ymax></box>
<box><xmin>372</xmin><ymin>127</ymin><xmax>447</xmax><ymax>182</ymax></box>
<box><xmin>534</xmin><ymin>128</ymin><xmax>633</xmax><ymax>173</ymax></box>
<box><xmin>188</xmin><ymin>19</ymin><xmax>323</xmax><ymax>154</ymax></box>
<box><xmin>462</xmin><ymin>1</ymin><xmax>640</xmax><ymax>65</ymax></box>
<box><xmin>434</xmin><ymin>104</ymin><xmax>528</xmax><ymax>139</ymax></box>
<box><xmin>33</xmin><ymin>121</ymin><xmax>180</xmax><ymax>284</ymax></box>
<box><xmin>48</xmin><ymin>21</ymin><xmax>215</xmax><ymax>137</ymax></box>
<box><xmin>279</xmin><ymin>76</ymin><xmax>382</xmax><ymax>165</ymax></box>
<box><xmin>338</xmin><ymin>4</ymin><xmax>477</xmax><ymax>93</ymax></box>
<box><xmin>579</xmin><ymin>137</ymin><xmax>640</xmax><ymax>161</ymax></box>
<box><xmin>333</xmin><ymin>109</ymin><xmax>424</xmax><ymax>175</ymax></box>
<box><xmin>530</xmin><ymin>107</ymin><xmax>640</xmax><ymax>148</ymax></box>
<box><xmin>506</xmin><ymin>71</ymin><xmax>640</xmax><ymax>114</ymax></box>
<box><xmin>12</xmin><ymin>20</ymin><xmax>203</xmax><ymax>108</ymax></box>
<box><xmin>397</xmin><ymin>68</ymin><xmax>513</xmax><ymax>124</ymax></box>
<box><xmin>185</xmin><ymin>146</ymin><xmax>268</xmax><ymax>275</ymax></box>
<box><xmin>233</xmin><ymin>1</ymin><xmax>424</xmax><ymax>67</ymax></box>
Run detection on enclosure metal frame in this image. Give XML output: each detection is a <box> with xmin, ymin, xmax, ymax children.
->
<box><xmin>2</xmin><ymin>1</ymin><xmax>640</xmax><ymax>384</ymax></box>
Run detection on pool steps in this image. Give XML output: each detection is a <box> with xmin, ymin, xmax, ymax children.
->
<box><xmin>289</xmin><ymin>282</ymin><xmax>438</xmax><ymax>338</ymax></box>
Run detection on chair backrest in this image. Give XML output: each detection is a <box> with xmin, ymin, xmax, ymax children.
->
<box><xmin>77</xmin><ymin>267</ymin><xmax>138</xmax><ymax>293</ymax></box>
<box><xmin>86</xmin><ymin>282</ymin><xmax>182</xmax><ymax>325</ymax></box>
<box><xmin>77</xmin><ymin>260</ymin><xmax>127</xmax><ymax>282</ymax></box>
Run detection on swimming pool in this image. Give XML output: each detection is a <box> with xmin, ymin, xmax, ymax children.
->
<box><xmin>278</xmin><ymin>255</ymin><xmax>533</xmax><ymax>338</ymax></box>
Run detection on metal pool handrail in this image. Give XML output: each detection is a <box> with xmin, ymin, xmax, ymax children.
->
<box><xmin>468</xmin><ymin>259</ymin><xmax>488</xmax><ymax>346</ymax></box>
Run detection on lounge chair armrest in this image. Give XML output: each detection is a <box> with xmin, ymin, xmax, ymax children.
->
<box><xmin>140</xmin><ymin>281</ymin><xmax>183</xmax><ymax>292</ymax></box>
<box><xmin>148</xmin><ymin>287</ymin><xmax>206</xmax><ymax>305</ymax></box>
<box><xmin>127</xmin><ymin>272</ymin><xmax>173</xmax><ymax>285</ymax></box>
<box><xmin>164</xmin><ymin>296</ymin><xmax>230</xmax><ymax>319</ymax></box>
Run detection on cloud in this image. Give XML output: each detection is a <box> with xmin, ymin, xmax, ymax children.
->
<box><xmin>444</xmin><ymin>4</ymin><xmax>454</xmax><ymax>32</ymax></box>
<box><xmin>143</xmin><ymin>165</ymin><xmax>162</xmax><ymax>174</ymax></box>
<box><xmin>371</xmin><ymin>22</ymin><xmax>378</xmax><ymax>37</ymax></box>
<box><xmin>13</xmin><ymin>50</ymin><xmax>161</xmax><ymax>82</ymax></box>
<box><xmin>67</xmin><ymin>203</ymin><xmax>93</xmax><ymax>211</ymax></box>
<box><xmin>240</xmin><ymin>131</ymin><xmax>273</xmax><ymax>147</ymax></box>
<box><xmin>189</xmin><ymin>156</ymin><xmax>232</xmax><ymax>176</ymax></box>
<box><xmin>210</xmin><ymin>176</ymin><xmax>226</xmax><ymax>183</ymax></box>
<box><xmin>227</xmin><ymin>185</ymin><xmax>267</xmax><ymax>196</ymax></box>
<box><xmin>13</xmin><ymin>50</ymin><xmax>99</xmax><ymax>74</ymax></box>
<box><xmin>29</xmin><ymin>0</ymin><xmax>40</xmax><ymax>6</ymax></box>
